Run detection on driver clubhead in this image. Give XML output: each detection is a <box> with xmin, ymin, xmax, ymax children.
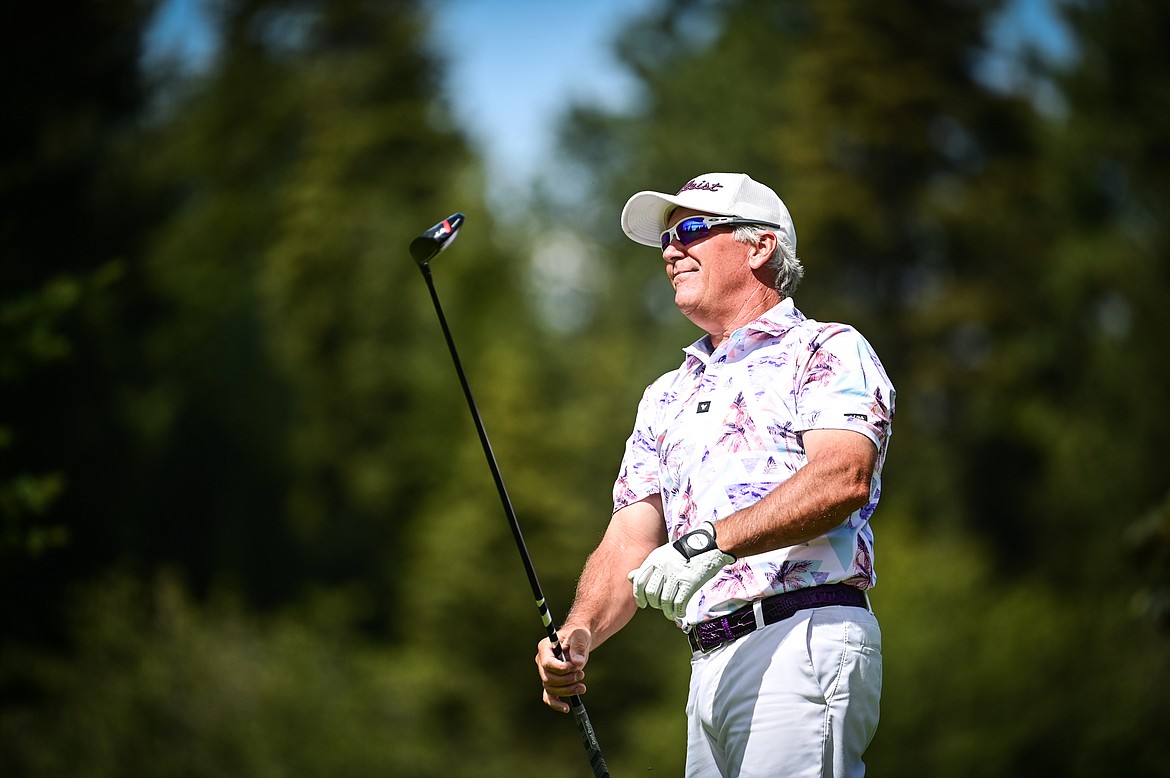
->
<box><xmin>410</xmin><ymin>212</ymin><xmax>465</xmax><ymax>265</ymax></box>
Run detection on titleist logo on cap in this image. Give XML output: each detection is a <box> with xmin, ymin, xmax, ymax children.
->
<box><xmin>677</xmin><ymin>180</ymin><xmax>724</xmax><ymax>194</ymax></box>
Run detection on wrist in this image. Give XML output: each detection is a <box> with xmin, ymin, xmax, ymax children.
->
<box><xmin>674</xmin><ymin>521</ymin><xmax>737</xmax><ymax>562</ymax></box>
<box><xmin>553</xmin><ymin>622</ymin><xmax>592</xmax><ymax>650</ymax></box>
<box><xmin>706</xmin><ymin>521</ymin><xmax>736</xmax><ymax>560</ymax></box>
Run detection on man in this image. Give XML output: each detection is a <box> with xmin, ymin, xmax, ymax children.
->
<box><xmin>535</xmin><ymin>172</ymin><xmax>895</xmax><ymax>777</ymax></box>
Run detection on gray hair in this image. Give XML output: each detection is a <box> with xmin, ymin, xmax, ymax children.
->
<box><xmin>733</xmin><ymin>225</ymin><xmax>804</xmax><ymax>298</ymax></box>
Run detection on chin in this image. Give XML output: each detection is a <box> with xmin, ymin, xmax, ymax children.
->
<box><xmin>674</xmin><ymin>295</ymin><xmax>701</xmax><ymax>318</ymax></box>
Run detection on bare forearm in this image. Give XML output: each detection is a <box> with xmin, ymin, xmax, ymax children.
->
<box><xmin>716</xmin><ymin>431</ymin><xmax>876</xmax><ymax>558</ymax></box>
<box><xmin>563</xmin><ymin>544</ymin><xmax>641</xmax><ymax>648</ymax></box>
<box><xmin>563</xmin><ymin>497</ymin><xmax>666</xmax><ymax>649</ymax></box>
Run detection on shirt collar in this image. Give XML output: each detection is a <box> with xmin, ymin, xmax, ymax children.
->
<box><xmin>682</xmin><ymin>298</ymin><xmax>805</xmax><ymax>368</ymax></box>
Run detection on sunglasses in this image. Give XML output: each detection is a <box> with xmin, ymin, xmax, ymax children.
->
<box><xmin>660</xmin><ymin>215</ymin><xmax>777</xmax><ymax>251</ymax></box>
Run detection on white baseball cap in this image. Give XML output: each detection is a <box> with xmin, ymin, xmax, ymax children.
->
<box><xmin>620</xmin><ymin>172</ymin><xmax>797</xmax><ymax>252</ymax></box>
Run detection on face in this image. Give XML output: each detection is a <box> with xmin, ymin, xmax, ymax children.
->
<box><xmin>661</xmin><ymin>208</ymin><xmax>775</xmax><ymax>333</ymax></box>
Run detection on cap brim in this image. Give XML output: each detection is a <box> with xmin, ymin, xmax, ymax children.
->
<box><xmin>620</xmin><ymin>190</ymin><xmax>738</xmax><ymax>247</ymax></box>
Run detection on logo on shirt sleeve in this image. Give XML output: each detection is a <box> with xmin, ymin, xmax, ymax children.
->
<box><xmin>844</xmin><ymin>413</ymin><xmax>868</xmax><ymax>422</ymax></box>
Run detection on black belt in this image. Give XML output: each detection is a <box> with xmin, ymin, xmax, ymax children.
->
<box><xmin>687</xmin><ymin>583</ymin><xmax>868</xmax><ymax>654</ymax></box>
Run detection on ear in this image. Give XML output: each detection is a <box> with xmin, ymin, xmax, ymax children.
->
<box><xmin>746</xmin><ymin>231</ymin><xmax>777</xmax><ymax>271</ymax></box>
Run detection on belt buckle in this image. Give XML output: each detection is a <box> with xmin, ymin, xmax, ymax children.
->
<box><xmin>689</xmin><ymin>598</ymin><xmax>766</xmax><ymax>654</ymax></box>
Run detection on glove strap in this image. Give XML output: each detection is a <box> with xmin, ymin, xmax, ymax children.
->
<box><xmin>672</xmin><ymin>522</ymin><xmax>736</xmax><ymax>561</ymax></box>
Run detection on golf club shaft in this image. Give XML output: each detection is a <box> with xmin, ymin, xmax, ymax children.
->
<box><xmin>418</xmin><ymin>262</ymin><xmax>610</xmax><ymax>778</ymax></box>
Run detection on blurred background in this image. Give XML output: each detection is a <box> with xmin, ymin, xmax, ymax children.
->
<box><xmin>2</xmin><ymin>0</ymin><xmax>1168</xmax><ymax>775</ymax></box>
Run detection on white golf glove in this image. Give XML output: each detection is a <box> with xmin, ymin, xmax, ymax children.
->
<box><xmin>629</xmin><ymin>522</ymin><xmax>736</xmax><ymax>623</ymax></box>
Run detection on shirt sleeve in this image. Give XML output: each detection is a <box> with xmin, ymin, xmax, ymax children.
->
<box><xmin>794</xmin><ymin>324</ymin><xmax>895</xmax><ymax>451</ymax></box>
<box><xmin>612</xmin><ymin>382</ymin><xmax>664</xmax><ymax>513</ymax></box>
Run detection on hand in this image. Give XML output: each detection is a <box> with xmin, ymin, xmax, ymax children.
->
<box><xmin>535</xmin><ymin>626</ymin><xmax>591</xmax><ymax>714</ymax></box>
<box><xmin>628</xmin><ymin>521</ymin><xmax>735</xmax><ymax>623</ymax></box>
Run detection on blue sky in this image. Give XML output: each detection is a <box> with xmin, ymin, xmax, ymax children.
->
<box><xmin>145</xmin><ymin>0</ymin><xmax>1074</xmax><ymax>210</ymax></box>
<box><xmin>427</xmin><ymin>0</ymin><xmax>657</xmax><ymax>200</ymax></box>
<box><xmin>145</xmin><ymin>0</ymin><xmax>657</xmax><ymax>208</ymax></box>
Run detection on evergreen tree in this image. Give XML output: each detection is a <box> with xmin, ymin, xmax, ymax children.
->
<box><xmin>0</xmin><ymin>0</ymin><xmax>162</xmax><ymax>626</ymax></box>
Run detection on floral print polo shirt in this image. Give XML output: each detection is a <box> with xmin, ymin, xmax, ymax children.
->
<box><xmin>613</xmin><ymin>298</ymin><xmax>895</xmax><ymax>624</ymax></box>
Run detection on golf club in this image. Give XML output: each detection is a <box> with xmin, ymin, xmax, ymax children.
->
<box><xmin>411</xmin><ymin>213</ymin><xmax>610</xmax><ymax>778</ymax></box>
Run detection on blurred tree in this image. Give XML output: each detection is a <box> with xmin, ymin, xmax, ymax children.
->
<box><xmin>0</xmin><ymin>570</ymin><xmax>546</xmax><ymax>778</ymax></box>
<box><xmin>98</xmin><ymin>0</ymin><xmax>541</xmax><ymax>619</ymax></box>
<box><xmin>0</xmin><ymin>0</ymin><xmax>163</xmax><ymax>628</ymax></box>
<box><xmin>1042</xmin><ymin>0</ymin><xmax>1170</xmax><ymax>598</ymax></box>
<box><xmin>1126</xmin><ymin>489</ymin><xmax>1170</xmax><ymax>632</ymax></box>
<box><xmin>3</xmin><ymin>0</ymin><xmax>598</xmax><ymax>772</ymax></box>
<box><xmin>127</xmin><ymin>0</ymin><xmax>461</xmax><ymax>610</ymax></box>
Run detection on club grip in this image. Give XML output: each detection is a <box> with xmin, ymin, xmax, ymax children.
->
<box><xmin>569</xmin><ymin>696</ymin><xmax>610</xmax><ymax>777</ymax></box>
<box><xmin>549</xmin><ymin>637</ymin><xmax>609</xmax><ymax>777</ymax></box>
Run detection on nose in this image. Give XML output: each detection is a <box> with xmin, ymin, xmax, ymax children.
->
<box><xmin>662</xmin><ymin>239</ymin><xmax>685</xmax><ymax>263</ymax></box>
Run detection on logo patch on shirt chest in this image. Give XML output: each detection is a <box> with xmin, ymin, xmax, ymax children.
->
<box><xmin>697</xmin><ymin>401</ymin><xmax>711</xmax><ymax>413</ymax></box>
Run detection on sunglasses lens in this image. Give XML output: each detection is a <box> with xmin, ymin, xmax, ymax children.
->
<box><xmin>678</xmin><ymin>218</ymin><xmax>709</xmax><ymax>245</ymax></box>
<box><xmin>661</xmin><ymin>217</ymin><xmax>712</xmax><ymax>250</ymax></box>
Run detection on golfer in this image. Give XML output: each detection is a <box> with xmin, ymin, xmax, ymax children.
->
<box><xmin>536</xmin><ymin>173</ymin><xmax>895</xmax><ymax>777</ymax></box>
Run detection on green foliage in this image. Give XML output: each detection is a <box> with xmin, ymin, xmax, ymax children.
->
<box><xmin>0</xmin><ymin>274</ymin><xmax>79</xmax><ymax>559</ymax></box>
<box><xmin>0</xmin><ymin>0</ymin><xmax>160</xmax><ymax>581</ymax></box>
<box><xmin>0</xmin><ymin>571</ymin><xmax>546</xmax><ymax>777</ymax></box>
<box><xmin>871</xmin><ymin>518</ymin><xmax>1170</xmax><ymax>776</ymax></box>
<box><xmin>104</xmin><ymin>0</ymin><xmax>517</xmax><ymax>607</ymax></box>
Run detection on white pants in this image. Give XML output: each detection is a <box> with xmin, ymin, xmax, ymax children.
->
<box><xmin>684</xmin><ymin>605</ymin><xmax>882</xmax><ymax>778</ymax></box>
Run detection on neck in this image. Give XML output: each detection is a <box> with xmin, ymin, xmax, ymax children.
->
<box><xmin>704</xmin><ymin>289</ymin><xmax>782</xmax><ymax>348</ymax></box>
